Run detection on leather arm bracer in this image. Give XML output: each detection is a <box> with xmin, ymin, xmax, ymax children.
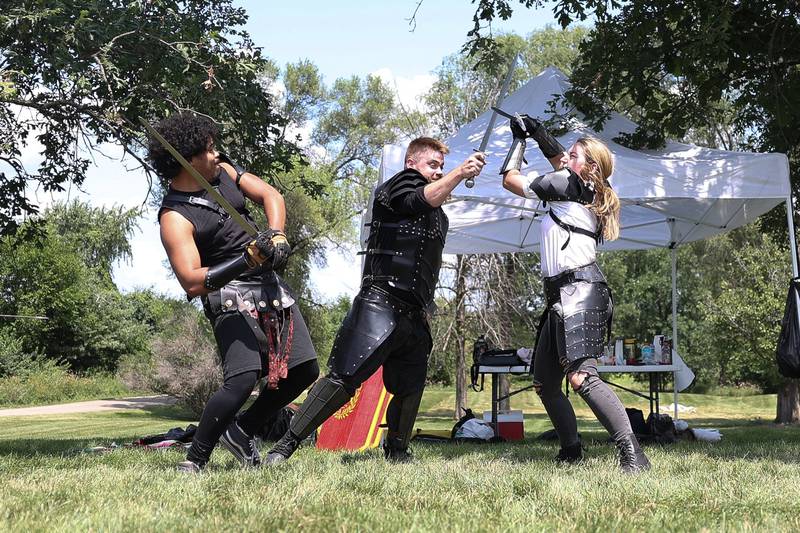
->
<box><xmin>204</xmin><ymin>254</ymin><xmax>252</xmax><ymax>291</ymax></box>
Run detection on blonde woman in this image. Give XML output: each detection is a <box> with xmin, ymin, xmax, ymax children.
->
<box><xmin>501</xmin><ymin>116</ymin><xmax>650</xmax><ymax>473</ymax></box>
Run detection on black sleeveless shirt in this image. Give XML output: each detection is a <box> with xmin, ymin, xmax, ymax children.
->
<box><xmin>158</xmin><ymin>167</ymin><xmax>263</xmax><ymax>281</ymax></box>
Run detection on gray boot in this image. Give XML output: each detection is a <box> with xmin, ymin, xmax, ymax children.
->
<box><xmin>616</xmin><ymin>433</ymin><xmax>651</xmax><ymax>473</ymax></box>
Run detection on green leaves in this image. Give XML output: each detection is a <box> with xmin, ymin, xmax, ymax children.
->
<box><xmin>599</xmin><ymin>223</ymin><xmax>792</xmax><ymax>392</ymax></box>
<box><xmin>1</xmin><ymin>0</ymin><xmax>298</xmax><ymax>236</ymax></box>
<box><xmin>0</xmin><ymin>202</ymin><xmax>149</xmax><ymax>373</ymax></box>
<box><xmin>425</xmin><ymin>28</ymin><xmax>588</xmax><ymax>138</ymax></box>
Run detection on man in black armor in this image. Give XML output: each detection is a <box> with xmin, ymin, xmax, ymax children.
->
<box><xmin>265</xmin><ymin>137</ymin><xmax>485</xmax><ymax>464</ymax></box>
<box><xmin>148</xmin><ymin>112</ymin><xmax>319</xmax><ymax>473</ymax></box>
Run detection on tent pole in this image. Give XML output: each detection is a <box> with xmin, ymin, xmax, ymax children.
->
<box><xmin>786</xmin><ymin>196</ymin><xmax>799</xmax><ymax>277</ymax></box>
<box><xmin>671</xmin><ymin>246</ymin><xmax>679</xmax><ymax>420</ymax></box>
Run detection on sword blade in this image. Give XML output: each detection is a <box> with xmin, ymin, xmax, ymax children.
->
<box><xmin>477</xmin><ymin>53</ymin><xmax>519</xmax><ymax>153</ymax></box>
<box><xmin>138</xmin><ymin>116</ymin><xmax>258</xmax><ymax>237</ymax></box>
<box><xmin>489</xmin><ymin>106</ymin><xmax>515</xmax><ymax>121</ymax></box>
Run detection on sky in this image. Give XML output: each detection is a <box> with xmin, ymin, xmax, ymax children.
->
<box><xmin>22</xmin><ymin>1</ymin><xmax>559</xmax><ymax>300</ymax></box>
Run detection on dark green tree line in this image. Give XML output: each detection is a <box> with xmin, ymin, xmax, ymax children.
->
<box><xmin>0</xmin><ymin>202</ymin><xmax>149</xmax><ymax>372</ymax></box>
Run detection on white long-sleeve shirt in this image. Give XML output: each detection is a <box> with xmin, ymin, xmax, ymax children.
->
<box><xmin>540</xmin><ymin>200</ymin><xmax>598</xmax><ymax>278</ymax></box>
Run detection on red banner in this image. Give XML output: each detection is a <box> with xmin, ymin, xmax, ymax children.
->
<box><xmin>316</xmin><ymin>368</ymin><xmax>392</xmax><ymax>451</ymax></box>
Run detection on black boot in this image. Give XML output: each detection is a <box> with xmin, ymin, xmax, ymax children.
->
<box><xmin>383</xmin><ymin>435</ymin><xmax>413</xmax><ymax>463</ymax></box>
<box><xmin>219</xmin><ymin>420</ymin><xmax>261</xmax><ymax>468</ymax></box>
<box><xmin>264</xmin><ymin>432</ymin><xmax>301</xmax><ymax>465</ymax></box>
<box><xmin>382</xmin><ymin>389</ymin><xmax>423</xmax><ymax>463</ymax></box>
<box><xmin>554</xmin><ymin>440</ymin><xmax>583</xmax><ymax>464</ymax></box>
<box><xmin>616</xmin><ymin>433</ymin><xmax>651</xmax><ymax>473</ymax></box>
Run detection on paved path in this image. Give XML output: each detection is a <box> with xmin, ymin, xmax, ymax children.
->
<box><xmin>0</xmin><ymin>395</ymin><xmax>177</xmax><ymax>417</ymax></box>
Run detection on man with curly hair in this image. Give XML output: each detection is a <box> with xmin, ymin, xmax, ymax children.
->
<box><xmin>148</xmin><ymin>112</ymin><xmax>319</xmax><ymax>473</ymax></box>
<box><xmin>264</xmin><ymin>138</ymin><xmax>485</xmax><ymax>464</ymax></box>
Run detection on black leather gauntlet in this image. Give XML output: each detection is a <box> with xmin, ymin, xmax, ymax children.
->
<box><xmin>512</xmin><ymin>115</ymin><xmax>565</xmax><ymax>159</ymax></box>
<box><xmin>204</xmin><ymin>254</ymin><xmax>252</xmax><ymax>291</ymax></box>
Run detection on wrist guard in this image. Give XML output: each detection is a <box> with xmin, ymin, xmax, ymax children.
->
<box><xmin>500</xmin><ymin>138</ymin><xmax>526</xmax><ymax>174</ymax></box>
<box><xmin>204</xmin><ymin>254</ymin><xmax>252</xmax><ymax>291</ymax></box>
<box><xmin>532</xmin><ymin>126</ymin><xmax>565</xmax><ymax>159</ymax></box>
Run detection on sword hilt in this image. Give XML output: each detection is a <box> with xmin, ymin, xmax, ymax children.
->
<box><xmin>465</xmin><ymin>147</ymin><xmax>484</xmax><ymax>188</ymax></box>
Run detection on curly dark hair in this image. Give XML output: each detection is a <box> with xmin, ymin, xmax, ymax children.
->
<box><xmin>146</xmin><ymin>112</ymin><xmax>220</xmax><ymax>180</ymax></box>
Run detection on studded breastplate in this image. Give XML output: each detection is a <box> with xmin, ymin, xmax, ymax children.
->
<box><xmin>361</xmin><ymin>208</ymin><xmax>449</xmax><ymax>307</ymax></box>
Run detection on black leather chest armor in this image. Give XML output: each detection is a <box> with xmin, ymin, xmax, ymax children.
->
<box><xmin>361</xmin><ymin>171</ymin><xmax>449</xmax><ymax>308</ymax></box>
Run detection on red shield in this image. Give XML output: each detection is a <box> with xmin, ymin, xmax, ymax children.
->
<box><xmin>316</xmin><ymin>368</ymin><xmax>392</xmax><ymax>451</ymax></box>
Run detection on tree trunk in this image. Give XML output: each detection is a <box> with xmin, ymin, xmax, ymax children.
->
<box><xmin>497</xmin><ymin>254</ymin><xmax>515</xmax><ymax>412</ymax></box>
<box><xmin>498</xmin><ymin>375</ymin><xmax>511</xmax><ymax>412</ymax></box>
<box><xmin>776</xmin><ymin>380</ymin><xmax>800</xmax><ymax>423</ymax></box>
<box><xmin>454</xmin><ymin>254</ymin><xmax>468</xmax><ymax>419</ymax></box>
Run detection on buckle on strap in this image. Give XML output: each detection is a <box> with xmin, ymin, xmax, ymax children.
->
<box><xmin>543</xmin><ymin>263</ymin><xmax>605</xmax><ymax>301</ymax></box>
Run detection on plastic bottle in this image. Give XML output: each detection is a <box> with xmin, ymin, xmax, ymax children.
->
<box><xmin>641</xmin><ymin>344</ymin><xmax>654</xmax><ymax>365</ymax></box>
<box><xmin>624</xmin><ymin>338</ymin><xmax>637</xmax><ymax>365</ymax></box>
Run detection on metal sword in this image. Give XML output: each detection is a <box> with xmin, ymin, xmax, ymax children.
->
<box><xmin>138</xmin><ymin>116</ymin><xmax>258</xmax><ymax>237</ymax></box>
<box><xmin>466</xmin><ymin>53</ymin><xmax>520</xmax><ymax>188</ymax></box>
<box><xmin>489</xmin><ymin>106</ymin><xmax>516</xmax><ymax>121</ymax></box>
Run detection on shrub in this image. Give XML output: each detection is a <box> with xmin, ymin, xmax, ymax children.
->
<box><xmin>0</xmin><ymin>327</ymin><xmax>38</xmax><ymax>377</ymax></box>
<box><xmin>148</xmin><ymin>313</ymin><xmax>221</xmax><ymax>416</ymax></box>
<box><xmin>0</xmin><ymin>359</ymin><xmax>129</xmax><ymax>406</ymax></box>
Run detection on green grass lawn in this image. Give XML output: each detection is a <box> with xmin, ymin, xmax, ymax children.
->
<box><xmin>1</xmin><ymin>385</ymin><xmax>799</xmax><ymax>532</ymax></box>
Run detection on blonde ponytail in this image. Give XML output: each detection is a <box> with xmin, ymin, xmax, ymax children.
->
<box><xmin>575</xmin><ymin>137</ymin><xmax>620</xmax><ymax>242</ymax></box>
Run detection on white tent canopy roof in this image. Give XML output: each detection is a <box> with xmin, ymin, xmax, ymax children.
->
<box><xmin>377</xmin><ymin>67</ymin><xmax>791</xmax><ymax>253</ymax></box>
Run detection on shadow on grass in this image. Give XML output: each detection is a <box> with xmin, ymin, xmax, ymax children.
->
<box><xmin>0</xmin><ymin>436</ymin><xmax>184</xmax><ymax>458</ymax></box>
<box><xmin>0</xmin><ymin>406</ymin><xmax>198</xmax><ymax>458</ymax></box>
<box><xmin>409</xmin><ymin>411</ymin><xmax>800</xmax><ymax>466</ymax></box>
<box><xmin>340</xmin><ymin>452</ymin><xmax>378</xmax><ymax>465</ymax></box>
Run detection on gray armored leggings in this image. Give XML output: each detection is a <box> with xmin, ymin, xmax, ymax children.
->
<box><xmin>533</xmin><ymin>311</ymin><xmax>633</xmax><ymax>448</ymax></box>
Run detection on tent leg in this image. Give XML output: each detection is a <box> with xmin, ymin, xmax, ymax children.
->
<box><xmin>671</xmin><ymin>246</ymin><xmax>679</xmax><ymax>420</ymax></box>
<box><xmin>786</xmin><ymin>196</ymin><xmax>799</xmax><ymax>278</ymax></box>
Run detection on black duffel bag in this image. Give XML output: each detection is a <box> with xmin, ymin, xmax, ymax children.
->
<box><xmin>476</xmin><ymin>349</ymin><xmax>523</xmax><ymax>367</ymax></box>
<box><xmin>470</xmin><ymin>347</ymin><xmax>526</xmax><ymax>392</ymax></box>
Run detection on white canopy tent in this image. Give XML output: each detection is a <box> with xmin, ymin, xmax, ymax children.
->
<box><xmin>370</xmin><ymin>67</ymin><xmax>797</xmax><ymax>393</ymax></box>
